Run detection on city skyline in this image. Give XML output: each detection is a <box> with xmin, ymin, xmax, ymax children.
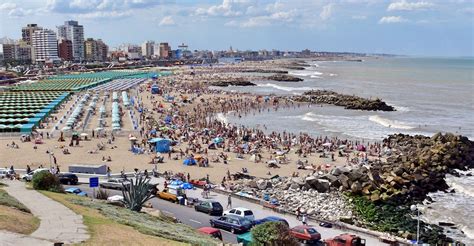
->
<box><xmin>0</xmin><ymin>0</ymin><xmax>473</xmax><ymax>57</ymax></box>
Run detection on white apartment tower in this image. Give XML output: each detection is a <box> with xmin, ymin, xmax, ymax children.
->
<box><xmin>32</xmin><ymin>29</ymin><xmax>59</xmax><ymax>63</ymax></box>
<box><xmin>58</xmin><ymin>20</ymin><xmax>84</xmax><ymax>62</ymax></box>
<box><xmin>141</xmin><ymin>41</ymin><xmax>155</xmax><ymax>59</ymax></box>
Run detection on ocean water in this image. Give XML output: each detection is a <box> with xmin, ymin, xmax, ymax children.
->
<box><xmin>219</xmin><ymin>57</ymin><xmax>474</xmax><ymax>141</ymax></box>
<box><xmin>218</xmin><ymin>57</ymin><xmax>474</xmax><ymax>244</ymax></box>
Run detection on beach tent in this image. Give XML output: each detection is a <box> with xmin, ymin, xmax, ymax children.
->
<box><xmin>180</xmin><ymin>183</ymin><xmax>193</xmax><ymax>190</ymax></box>
<box><xmin>236</xmin><ymin>232</ymin><xmax>253</xmax><ymax>245</ymax></box>
<box><xmin>213</xmin><ymin>137</ymin><xmax>224</xmax><ymax>144</ymax></box>
<box><xmin>164</xmin><ymin>115</ymin><xmax>172</xmax><ymax>124</ymax></box>
<box><xmin>183</xmin><ymin>158</ymin><xmax>196</xmax><ymax>166</ymax></box>
<box><xmin>170</xmin><ymin>180</ymin><xmax>184</xmax><ymax>186</ymax></box>
<box><xmin>151</xmin><ymin>85</ymin><xmax>160</xmax><ymax>94</ymax></box>
<box><xmin>155</xmin><ymin>138</ymin><xmax>171</xmax><ymax>153</ymax></box>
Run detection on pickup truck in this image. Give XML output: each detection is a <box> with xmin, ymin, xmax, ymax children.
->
<box><xmin>99</xmin><ymin>178</ymin><xmax>130</xmax><ymax>190</ymax></box>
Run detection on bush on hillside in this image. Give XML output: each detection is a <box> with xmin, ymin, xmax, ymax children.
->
<box><xmin>250</xmin><ymin>221</ymin><xmax>297</xmax><ymax>246</ymax></box>
<box><xmin>95</xmin><ymin>188</ymin><xmax>109</xmax><ymax>200</ymax></box>
<box><xmin>32</xmin><ymin>171</ymin><xmax>64</xmax><ymax>193</ymax></box>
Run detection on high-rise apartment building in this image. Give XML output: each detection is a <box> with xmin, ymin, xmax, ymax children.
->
<box><xmin>32</xmin><ymin>29</ymin><xmax>59</xmax><ymax>63</ymax></box>
<box><xmin>159</xmin><ymin>42</ymin><xmax>171</xmax><ymax>59</ymax></box>
<box><xmin>141</xmin><ymin>41</ymin><xmax>155</xmax><ymax>59</ymax></box>
<box><xmin>84</xmin><ymin>38</ymin><xmax>108</xmax><ymax>62</ymax></box>
<box><xmin>58</xmin><ymin>20</ymin><xmax>84</xmax><ymax>62</ymax></box>
<box><xmin>58</xmin><ymin>38</ymin><xmax>73</xmax><ymax>61</ymax></box>
<box><xmin>21</xmin><ymin>24</ymin><xmax>42</xmax><ymax>45</ymax></box>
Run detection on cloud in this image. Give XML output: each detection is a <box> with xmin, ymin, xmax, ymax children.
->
<box><xmin>46</xmin><ymin>0</ymin><xmax>172</xmax><ymax>13</ymax></box>
<box><xmin>195</xmin><ymin>0</ymin><xmax>250</xmax><ymax>17</ymax></box>
<box><xmin>320</xmin><ymin>4</ymin><xmax>333</xmax><ymax>20</ymax></box>
<box><xmin>379</xmin><ymin>15</ymin><xmax>408</xmax><ymax>23</ymax></box>
<box><xmin>159</xmin><ymin>16</ymin><xmax>175</xmax><ymax>26</ymax></box>
<box><xmin>0</xmin><ymin>2</ymin><xmax>16</xmax><ymax>11</ymax></box>
<box><xmin>77</xmin><ymin>10</ymin><xmax>131</xmax><ymax>19</ymax></box>
<box><xmin>388</xmin><ymin>0</ymin><xmax>434</xmax><ymax>11</ymax></box>
<box><xmin>239</xmin><ymin>10</ymin><xmax>296</xmax><ymax>27</ymax></box>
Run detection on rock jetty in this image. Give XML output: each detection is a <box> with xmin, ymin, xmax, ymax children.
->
<box><xmin>210</xmin><ymin>80</ymin><xmax>255</xmax><ymax>87</ymax></box>
<box><xmin>337</xmin><ymin>133</ymin><xmax>474</xmax><ymax>203</ymax></box>
<box><xmin>267</xmin><ymin>74</ymin><xmax>304</xmax><ymax>82</ymax></box>
<box><xmin>293</xmin><ymin>90</ymin><xmax>395</xmax><ymax>111</ymax></box>
<box><xmin>241</xmin><ymin>69</ymin><xmax>288</xmax><ymax>74</ymax></box>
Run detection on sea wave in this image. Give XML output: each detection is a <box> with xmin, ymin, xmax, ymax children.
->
<box><xmin>216</xmin><ymin>113</ymin><xmax>228</xmax><ymax>124</ymax></box>
<box><xmin>368</xmin><ymin>115</ymin><xmax>415</xmax><ymax>130</ymax></box>
<box><xmin>257</xmin><ymin>83</ymin><xmax>314</xmax><ymax>92</ymax></box>
<box><xmin>393</xmin><ymin>105</ymin><xmax>410</xmax><ymax>112</ymax></box>
<box><xmin>289</xmin><ymin>71</ymin><xmax>323</xmax><ymax>77</ymax></box>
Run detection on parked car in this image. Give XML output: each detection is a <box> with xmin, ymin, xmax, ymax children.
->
<box><xmin>194</xmin><ymin>200</ymin><xmax>223</xmax><ymax>216</ymax></box>
<box><xmin>99</xmin><ymin>178</ymin><xmax>130</xmax><ymax>190</ymax></box>
<box><xmin>0</xmin><ymin>169</ymin><xmax>8</xmax><ymax>179</ymax></box>
<box><xmin>210</xmin><ymin>215</ymin><xmax>253</xmax><ymax>234</ymax></box>
<box><xmin>289</xmin><ymin>225</ymin><xmax>321</xmax><ymax>244</ymax></box>
<box><xmin>253</xmin><ymin>216</ymin><xmax>289</xmax><ymax>226</ymax></box>
<box><xmin>107</xmin><ymin>195</ymin><xmax>124</xmax><ymax>202</ymax></box>
<box><xmin>197</xmin><ymin>227</ymin><xmax>223</xmax><ymax>241</ymax></box>
<box><xmin>65</xmin><ymin>187</ymin><xmax>88</xmax><ymax>197</ymax></box>
<box><xmin>223</xmin><ymin>207</ymin><xmax>255</xmax><ymax>221</ymax></box>
<box><xmin>21</xmin><ymin>168</ymin><xmax>49</xmax><ymax>182</ymax></box>
<box><xmin>324</xmin><ymin>234</ymin><xmax>366</xmax><ymax>246</ymax></box>
<box><xmin>57</xmin><ymin>173</ymin><xmax>78</xmax><ymax>185</ymax></box>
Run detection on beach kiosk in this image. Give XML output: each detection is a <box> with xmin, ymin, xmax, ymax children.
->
<box><xmin>151</xmin><ymin>85</ymin><xmax>160</xmax><ymax>94</ymax></box>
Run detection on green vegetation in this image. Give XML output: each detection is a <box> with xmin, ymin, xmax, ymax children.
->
<box><xmin>0</xmin><ymin>189</ymin><xmax>30</xmax><ymax>213</ymax></box>
<box><xmin>122</xmin><ymin>176</ymin><xmax>155</xmax><ymax>212</ymax></box>
<box><xmin>32</xmin><ymin>171</ymin><xmax>64</xmax><ymax>193</ymax></box>
<box><xmin>95</xmin><ymin>188</ymin><xmax>109</xmax><ymax>200</ymax></box>
<box><xmin>348</xmin><ymin>194</ymin><xmax>448</xmax><ymax>245</ymax></box>
<box><xmin>69</xmin><ymin>198</ymin><xmax>218</xmax><ymax>245</ymax></box>
<box><xmin>250</xmin><ymin>222</ymin><xmax>297</xmax><ymax>246</ymax></box>
<box><xmin>41</xmin><ymin>191</ymin><xmax>185</xmax><ymax>246</ymax></box>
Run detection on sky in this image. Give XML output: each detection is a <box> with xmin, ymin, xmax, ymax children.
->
<box><xmin>0</xmin><ymin>0</ymin><xmax>473</xmax><ymax>56</ymax></box>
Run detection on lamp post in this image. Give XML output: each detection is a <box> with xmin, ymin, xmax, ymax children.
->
<box><xmin>410</xmin><ymin>204</ymin><xmax>420</xmax><ymax>244</ymax></box>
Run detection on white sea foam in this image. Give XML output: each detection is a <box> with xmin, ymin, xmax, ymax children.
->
<box><xmin>310</xmin><ymin>75</ymin><xmax>322</xmax><ymax>79</ymax></box>
<box><xmin>329</xmin><ymin>73</ymin><xmax>337</xmax><ymax>77</ymax></box>
<box><xmin>216</xmin><ymin>113</ymin><xmax>228</xmax><ymax>124</ymax></box>
<box><xmin>257</xmin><ymin>83</ymin><xmax>314</xmax><ymax>92</ymax></box>
<box><xmin>393</xmin><ymin>105</ymin><xmax>410</xmax><ymax>112</ymax></box>
<box><xmin>289</xmin><ymin>70</ymin><xmax>323</xmax><ymax>77</ymax></box>
<box><xmin>368</xmin><ymin>115</ymin><xmax>415</xmax><ymax>130</ymax></box>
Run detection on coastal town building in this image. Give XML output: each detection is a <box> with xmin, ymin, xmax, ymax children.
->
<box><xmin>32</xmin><ymin>29</ymin><xmax>59</xmax><ymax>63</ymax></box>
<box><xmin>141</xmin><ymin>40</ymin><xmax>155</xmax><ymax>59</ymax></box>
<box><xmin>84</xmin><ymin>38</ymin><xmax>108</xmax><ymax>62</ymax></box>
<box><xmin>58</xmin><ymin>38</ymin><xmax>73</xmax><ymax>61</ymax></box>
<box><xmin>22</xmin><ymin>24</ymin><xmax>42</xmax><ymax>45</ymax></box>
<box><xmin>159</xmin><ymin>42</ymin><xmax>171</xmax><ymax>59</ymax></box>
<box><xmin>57</xmin><ymin>20</ymin><xmax>84</xmax><ymax>62</ymax></box>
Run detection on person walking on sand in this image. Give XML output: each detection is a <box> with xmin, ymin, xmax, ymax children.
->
<box><xmin>302</xmin><ymin>214</ymin><xmax>307</xmax><ymax>225</ymax></box>
<box><xmin>227</xmin><ymin>194</ymin><xmax>232</xmax><ymax>209</ymax></box>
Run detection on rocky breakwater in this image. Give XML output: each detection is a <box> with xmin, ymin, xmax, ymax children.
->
<box><xmin>337</xmin><ymin>133</ymin><xmax>474</xmax><ymax>203</ymax></box>
<box><xmin>231</xmin><ymin>175</ymin><xmax>352</xmax><ymax>221</ymax></box>
<box><xmin>267</xmin><ymin>74</ymin><xmax>304</xmax><ymax>82</ymax></box>
<box><xmin>210</xmin><ymin>79</ymin><xmax>255</xmax><ymax>87</ymax></box>
<box><xmin>241</xmin><ymin>69</ymin><xmax>288</xmax><ymax>74</ymax></box>
<box><xmin>293</xmin><ymin>90</ymin><xmax>395</xmax><ymax>111</ymax></box>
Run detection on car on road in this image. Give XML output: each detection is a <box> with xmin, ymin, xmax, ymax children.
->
<box><xmin>324</xmin><ymin>233</ymin><xmax>366</xmax><ymax>246</ymax></box>
<box><xmin>223</xmin><ymin>207</ymin><xmax>255</xmax><ymax>221</ymax></box>
<box><xmin>194</xmin><ymin>200</ymin><xmax>223</xmax><ymax>216</ymax></box>
<box><xmin>21</xmin><ymin>168</ymin><xmax>49</xmax><ymax>181</ymax></box>
<box><xmin>57</xmin><ymin>173</ymin><xmax>78</xmax><ymax>185</ymax></box>
<box><xmin>253</xmin><ymin>216</ymin><xmax>289</xmax><ymax>226</ymax></box>
<box><xmin>0</xmin><ymin>168</ymin><xmax>8</xmax><ymax>179</ymax></box>
<box><xmin>99</xmin><ymin>178</ymin><xmax>130</xmax><ymax>190</ymax></box>
<box><xmin>197</xmin><ymin>227</ymin><xmax>223</xmax><ymax>241</ymax></box>
<box><xmin>65</xmin><ymin>187</ymin><xmax>88</xmax><ymax>197</ymax></box>
<box><xmin>210</xmin><ymin>215</ymin><xmax>253</xmax><ymax>234</ymax></box>
<box><xmin>289</xmin><ymin>225</ymin><xmax>321</xmax><ymax>244</ymax></box>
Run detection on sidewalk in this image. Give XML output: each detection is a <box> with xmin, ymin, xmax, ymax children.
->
<box><xmin>0</xmin><ymin>230</ymin><xmax>51</xmax><ymax>246</ymax></box>
<box><xmin>3</xmin><ymin>180</ymin><xmax>90</xmax><ymax>244</ymax></box>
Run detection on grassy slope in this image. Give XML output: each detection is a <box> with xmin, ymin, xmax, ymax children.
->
<box><xmin>41</xmin><ymin>191</ymin><xmax>216</xmax><ymax>246</ymax></box>
<box><xmin>0</xmin><ymin>187</ymin><xmax>40</xmax><ymax>234</ymax></box>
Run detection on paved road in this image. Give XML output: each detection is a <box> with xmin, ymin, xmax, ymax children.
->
<box><xmin>66</xmin><ymin>184</ymin><xmax>239</xmax><ymax>243</ymax></box>
<box><xmin>3</xmin><ymin>180</ymin><xmax>89</xmax><ymax>245</ymax></box>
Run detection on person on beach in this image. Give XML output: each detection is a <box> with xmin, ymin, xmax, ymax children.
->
<box><xmin>302</xmin><ymin>214</ymin><xmax>307</xmax><ymax>225</ymax></box>
<box><xmin>227</xmin><ymin>194</ymin><xmax>232</xmax><ymax>208</ymax></box>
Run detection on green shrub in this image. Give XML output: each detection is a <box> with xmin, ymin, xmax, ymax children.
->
<box><xmin>95</xmin><ymin>188</ymin><xmax>109</xmax><ymax>200</ymax></box>
<box><xmin>250</xmin><ymin>221</ymin><xmax>297</xmax><ymax>246</ymax></box>
<box><xmin>32</xmin><ymin>171</ymin><xmax>64</xmax><ymax>193</ymax></box>
<box><xmin>122</xmin><ymin>176</ymin><xmax>155</xmax><ymax>212</ymax></box>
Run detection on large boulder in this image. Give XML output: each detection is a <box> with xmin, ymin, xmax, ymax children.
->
<box><xmin>313</xmin><ymin>179</ymin><xmax>331</xmax><ymax>193</ymax></box>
